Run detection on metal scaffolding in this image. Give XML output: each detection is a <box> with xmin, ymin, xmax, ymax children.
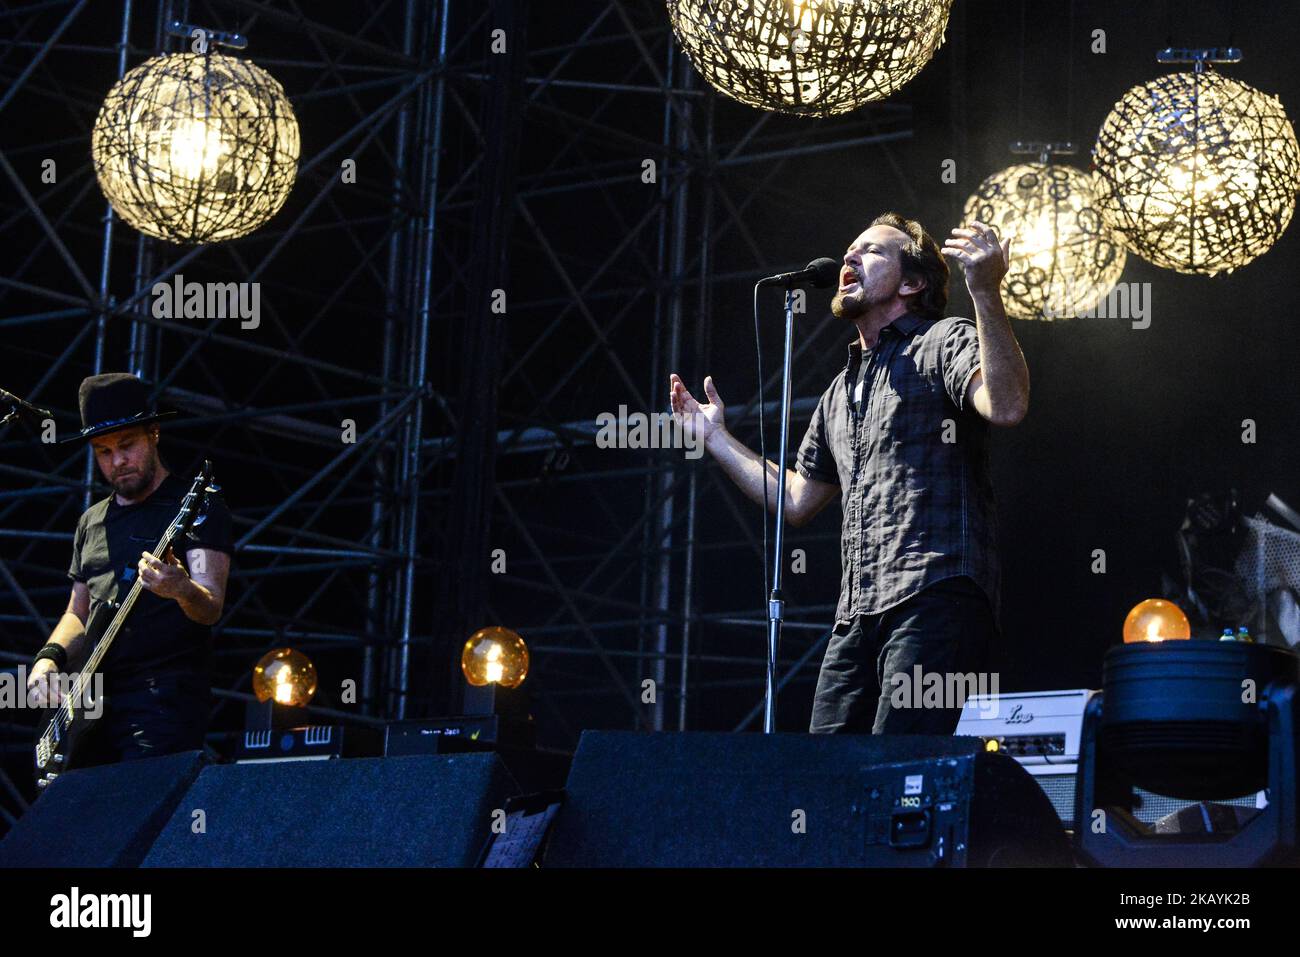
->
<box><xmin>0</xmin><ymin>0</ymin><xmax>451</xmax><ymax>763</ymax></box>
<box><xmin>415</xmin><ymin>0</ymin><xmax>918</xmax><ymax>739</ymax></box>
<box><xmin>0</xmin><ymin>0</ymin><xmax>921</xmax><ymax>812</ymax></box>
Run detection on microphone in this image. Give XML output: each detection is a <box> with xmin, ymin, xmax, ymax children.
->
<box><xmin>756</xmin><ymin>257</ymin><xmax>840</xmax><ymax>289</ymax></box>
<box><xmin>0</xmin><ymin>386</ymin><xmax>52</xmax><ymax>422</ymax></box>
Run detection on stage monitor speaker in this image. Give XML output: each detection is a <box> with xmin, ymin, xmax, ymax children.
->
<box><xmin>142</xmin><ymin>753</ymin><xmax>519</xmax><ymax>867</ymax></box>
<box><xmin>543</xmin><ymin>731</ymin><xmax>1073</xmax><ymax>867</ymax></box>
<box><xmin>0</xmin><ymin>750</ymin><xmax>205</xmax><ymax>868</ymax></box>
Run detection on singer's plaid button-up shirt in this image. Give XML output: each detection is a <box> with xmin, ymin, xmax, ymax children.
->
<box><xmin>795</xmin><ymin>311</ymin><xmax>1000</xmax><ymax>624</ymax></box>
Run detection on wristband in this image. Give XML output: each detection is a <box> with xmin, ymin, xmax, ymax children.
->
<box><xmin>32</xmin><ymin>643</ymin><xmax>68</xmax><ymax>672</ymax></box>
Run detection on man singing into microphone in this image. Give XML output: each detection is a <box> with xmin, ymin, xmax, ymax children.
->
<box><xmin>669</xmin><ymin>212</ymin><xmax>1028</xmax><ymax>734</ymax></box>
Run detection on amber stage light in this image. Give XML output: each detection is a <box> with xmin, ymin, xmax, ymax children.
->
<box><xmin>252</xmin><ymin>647</ymin><xmax>318</xmax><ymax>707</ymax></box>
<box><xmin>1122</xmin><ymin>599</ymin><xmax>1192</xmax><ymax>644</ymax></box>
<box><xmin>461</xmin><ymin>626</ymin><xmax>530</xmax><ymax>689</ymax></box>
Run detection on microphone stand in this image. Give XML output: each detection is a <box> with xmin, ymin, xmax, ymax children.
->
<box><xmin>764</xmin><ymin>285</ymin><xmax>798</xmax><ymax>734</ymax></box>
<box><xmin>0</xmin><ymin>385</ymin><xmax>49</xmax><ymax>432</ymax></box>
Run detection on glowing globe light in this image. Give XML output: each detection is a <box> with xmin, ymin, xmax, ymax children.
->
<box><xmin>1122</xmin><ymin>599</ymin><xmax>1192</xmax><ymax>644</ymax></box>
<box><xmin>461</xmin><ymin>626</ymin><xmax>529</xmax><ymax>688</ymax></box>
<box><xmin>1092</xmin><ymin>71</ymin><xmax>1300</xmax><ymax>275</ymax></box>
<box><xmin>665</xmin><ymin>0</ymin><xmax>954</xmax><ymax>117</ymax></box>
<box><xmin>91</xmin><ymin>51</ymin><xmax>300</xmax><ymax>244</ymax></box>
<box><xmin>964</xmin><ymin>163</ymin><xmax>1127</xmax><ymax>320</ymax></box>
<box><xmin>252</xmin><ymin>648</ymin><xmax>318</xmax><ymax>706</ymax></box>
<box><xmin>169</xmin><ymin>118</ymin><xmax>228</xmax><ymax>179</ymax></box>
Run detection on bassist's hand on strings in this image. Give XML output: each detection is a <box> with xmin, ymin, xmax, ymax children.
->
<box><xmin>26</xmin><ymin>659</ymin><xmax>62</xmax><ymax>709</ymax></box>
<box><xmin>137</xmin><ymin>546</ymin><xmax>192</xmax><ymax>601</ymax></box>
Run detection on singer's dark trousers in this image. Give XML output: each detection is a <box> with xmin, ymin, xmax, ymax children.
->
<box><xmin>809</xmin><ymin>575</ymin><xmax>996</xmax><ymax>735</ymax></box>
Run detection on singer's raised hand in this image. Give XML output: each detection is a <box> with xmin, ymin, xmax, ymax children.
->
<box><xmin>669</xmin><ymin>373</ymin><xmax>726</xmax><ymax>445</ymax></box>
<box><xmin>941</xmin><ymin>220</ymin><xmax>1010</xmax><ymax>297</ymax></box>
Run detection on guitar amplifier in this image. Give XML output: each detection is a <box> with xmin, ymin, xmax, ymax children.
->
<box><xmin>955</xmin><ymin>689</ymin><xmax>1266</xmax><ymax>829</ymax></box>
<box><xmin>384</xmin><ymin>716</ymin><xmax>508</xmax><ymax>755</ymax></box>
<box><xmin>233</xmin><ymin>724</ymin><xmax>383</xmax><ymax>762</ymax></box>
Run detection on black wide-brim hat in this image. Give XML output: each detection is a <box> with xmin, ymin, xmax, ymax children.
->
<box><xmin>61</xmin><ymin>372</ymin><xmax>177</xmax><ymax>443</ymax></box>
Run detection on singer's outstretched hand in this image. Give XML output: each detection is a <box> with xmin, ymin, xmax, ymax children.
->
<box><xmin>941</xmin><ymin>220</ymin><xmax>1010</xmax><ymax>297</ymax></box>
<box><xmin>669</xmin><ymin>373</ymin><xmax>725</xmax><ymax>446</ymax></box>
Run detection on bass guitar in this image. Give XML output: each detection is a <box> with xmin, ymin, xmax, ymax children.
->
<box><xmin>34</xmin><ymin>461</ymin><xmax>217</xmax><ymax>788</ymax></box>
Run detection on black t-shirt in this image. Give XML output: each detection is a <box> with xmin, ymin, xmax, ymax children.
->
<box><xmin>68</xmin><ymin>471</ymin><xmax>234</xmax><ymax>688</ymax></box>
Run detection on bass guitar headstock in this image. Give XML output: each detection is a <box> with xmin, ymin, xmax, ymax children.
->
<box><xmin>177</xmin><ymin>459</ymin><xmax>217</xmax><ymax>540</ymax></box>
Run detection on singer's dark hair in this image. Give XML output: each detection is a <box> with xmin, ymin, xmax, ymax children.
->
<box><xmin>871</xmin><ymin>211</ymin><xmax>948</xmax><ymax>320</ymax></box>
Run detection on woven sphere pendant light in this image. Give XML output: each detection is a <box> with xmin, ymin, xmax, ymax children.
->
<box><xmin>92</xmin><ymin>51</ymin><xmax>300</xmax><ymax>244</ymax></box>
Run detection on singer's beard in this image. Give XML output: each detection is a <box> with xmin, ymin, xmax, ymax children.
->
<box><xmin>831</xmin><ymin>286</ymin><xmax>886</xmax><ymax>321</ymax></box>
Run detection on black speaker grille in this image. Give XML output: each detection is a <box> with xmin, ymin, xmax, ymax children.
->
<box><xmin>142</xmin><ymin>754</ymin><xmax>519</xmax><ymax>867</ymax></box>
